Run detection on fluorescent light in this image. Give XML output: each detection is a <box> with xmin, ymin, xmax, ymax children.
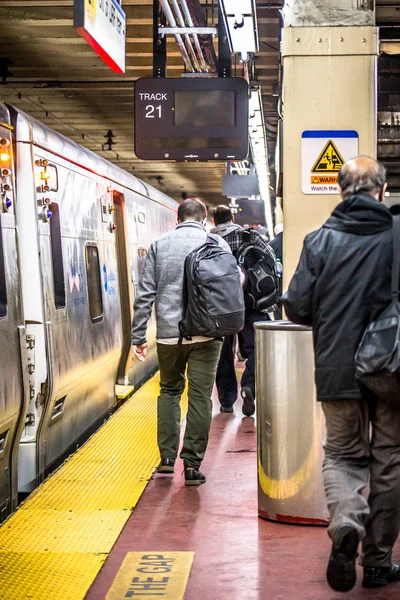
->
<box><xmin>248</xmin><ymin>86</ymin><xmax>274</xmax><ymax>239</ymax></box>
<box><xmin>219</xmin><ymin>0</ymin><xmax>259</xmax><ymax>62</ymax></box>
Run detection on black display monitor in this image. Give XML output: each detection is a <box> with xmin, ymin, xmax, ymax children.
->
<box><xmin>231</xmin><ymin>199</ymin><xmax>266</xmax><ymax>226</ymax></box>
<box><xmin>134</xmin><ymin>77</ymin><xmax>249</xmax><ymax>161</ymax></box>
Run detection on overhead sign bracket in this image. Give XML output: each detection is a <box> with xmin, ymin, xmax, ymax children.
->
<box><xmin>153</xmin><ymin>0</ymin><xmax>167</xmax><ymax>78</ymax></box>
<box><xmin>218</xmin><ymin>4</ymin><xmax>231</xmax><ymax>78</ymax></box>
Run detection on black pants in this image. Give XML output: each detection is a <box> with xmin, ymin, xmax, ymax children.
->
<box><xmin>215</xmin><ymin>312</ymin><xmax>270</xmax><ymax>409</ymax></box>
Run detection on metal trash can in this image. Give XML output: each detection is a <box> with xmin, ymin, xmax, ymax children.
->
<box><xmin>255</xmin><ymin>321</ymin><xmax>329</xmax><ymax>525</ymax></box>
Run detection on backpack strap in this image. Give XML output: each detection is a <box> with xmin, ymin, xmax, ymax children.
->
<box><xmin>392</xmin><ymin>216</ymin><xmax>400</xmax><ymax>299</ymax></box>
<box><xmin>178</xmin><ymin>254</ymin><xmax>192</xmax><ymax>344</ymax></box>
<box><xmin>241</xmin><ymin>229</ymin><xmax>251</xmax><ymax>244</ymax></box>
<box><xmin>206</xmin><ymin>234</ymin><xmax>219</xmax><ymax>246</ymax></box>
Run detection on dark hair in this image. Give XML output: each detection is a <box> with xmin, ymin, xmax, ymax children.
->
<box><xmin>177</xmin><ymin>198</ymin><xmax>207</xmax><ymax>223</ymax></box>
<box><xmin>213</xmin><ymin>205</ymin><xmax>233</xmax><ymax>226</ymax></box>
<box><xmin>338</xmin><ymin>158</ymin><xmax>387</xmax><ymax>198</ymax></box>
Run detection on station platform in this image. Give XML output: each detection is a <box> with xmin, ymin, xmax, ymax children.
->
<box><xmin>1</xmin><ymin>371</ymin><xmax>400</xmax><ymax>600</ymax></box>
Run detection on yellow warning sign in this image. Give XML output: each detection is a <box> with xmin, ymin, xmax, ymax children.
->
<box><xmin>311</xmin><ymin>140</ymin><xmax>344</xmax><ymax>173</ymax></box>
<box><xmin>311</xmin><ymin>175</ymin><xmax>338</xmax><ymax>184</ymax></box>
<box><xmin>106</xmin><ymin>552</ymin><xmax>194</xmax><ymax>600</ymax></box>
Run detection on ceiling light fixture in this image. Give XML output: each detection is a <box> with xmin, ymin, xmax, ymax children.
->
<box><xmin>248</xmin><ymin>86</ymin><xmax>274</xmax><ymax>239</ymax></box>
<box><xmin>219</xmin><ymin>0</ymin><xmax>259</xmax><ymax>62</ymax></box>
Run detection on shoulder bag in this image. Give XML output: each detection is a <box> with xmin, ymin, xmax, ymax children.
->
<box><xmin>355</xmin><ymin>216</ymin><xmax>400</xmax><ymax>399</ymax></box>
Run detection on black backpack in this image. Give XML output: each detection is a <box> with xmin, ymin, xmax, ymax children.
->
<box><xmin>236</xmin><ymin>230</ymin><xmax>280</xmax><ymax>312</ymax></box>
<box><xmin>179</xmin><ymin>235</ymin><xmax>245</xmax><ymax>341</ymax></box>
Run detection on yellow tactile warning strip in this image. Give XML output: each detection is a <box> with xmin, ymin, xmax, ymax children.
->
<box><xmin>106</xmin><ymin>552</ymin><xmax>194</xmax><ymax>600</ymax></box>
<box><xmin>0</xmin><ymin>373</ymin><xmax>188</xmax><ymax>600</ymax></box>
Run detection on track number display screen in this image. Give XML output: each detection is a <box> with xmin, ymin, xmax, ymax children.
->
<box><xmin>174</xmin><ymin>91</ymin><xmax>235</xmax><ymax>127</ymax></box>
<box><xmin>134</xmin><ymin>78</ymin><xmax>248</xmax><ymax>161</ymax></box>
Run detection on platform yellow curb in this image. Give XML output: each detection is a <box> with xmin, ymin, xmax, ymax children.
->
<box><xmin>0</xmin><ymin>373</ymin><xmax>188</xmax><ymax>600</ymax></box>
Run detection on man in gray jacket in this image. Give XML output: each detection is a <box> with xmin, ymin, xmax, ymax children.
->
<box><xmin>131</xmin><ymin>198</ymin><xmax>228</xmax><ymax>486</ymax></box>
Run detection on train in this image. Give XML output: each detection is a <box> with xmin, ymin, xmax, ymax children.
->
<box><xmin>0</xmin><ymin>101</ymin><xmax>177</xmax><ymax>522</ymax></box>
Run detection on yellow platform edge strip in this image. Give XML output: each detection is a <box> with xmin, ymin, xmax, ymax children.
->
<box><xmin>0</xmin><ymin>373</ymin><xmax>188</xmax><ymax>600</ymax></box>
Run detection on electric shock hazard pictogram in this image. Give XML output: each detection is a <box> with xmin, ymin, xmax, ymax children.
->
<box><xmin>311</xmin><ymin>140</ymin><xmax>345</xmax><ymax>173</ymax></box>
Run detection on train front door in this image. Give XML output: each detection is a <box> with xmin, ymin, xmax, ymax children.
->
<box><xmin>0</xmin><ymin>105</ymin><xmax>28</xmax><ymax>520</ymax></box>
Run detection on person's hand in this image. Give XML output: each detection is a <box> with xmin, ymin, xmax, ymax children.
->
<box><xmin>133</xmin><ymin>343</ymin><xmax>148</xmax><ymax>363</ymax></box>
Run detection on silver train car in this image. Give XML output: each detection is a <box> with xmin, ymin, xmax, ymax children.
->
<box><xmin>0</xmin><ymin>101</ymin><xmax>177</xmax><ymax>521</ymax></box>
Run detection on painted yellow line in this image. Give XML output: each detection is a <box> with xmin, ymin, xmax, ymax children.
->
<box><xmin>0</xmin><ymin>373</ymin><xmax>188</xmax><ymax>600</ymax></box>
<box><xmin>106</xmin><ymin>552</ymin><xmax>194</xmax><ymax>600</ymax></box>
<box><xmin>0</xmin><ymin>121</ymin><xmax>13</xmax><ymax>131</ymax></box>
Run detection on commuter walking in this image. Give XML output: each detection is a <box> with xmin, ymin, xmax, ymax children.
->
<box><xmin>282</xmin><ymin>157</ymin><xmax>400</xmax><ymax>592</ymax></box>
<box><xmin>211</xmin><ymin>206</ymin><xmax>276</xmax><ymax>416</ymax></box>
<box><xmin>131</xmin><ymin>198</ymin><xmax>230</xmax><ymax>486</ymax></box>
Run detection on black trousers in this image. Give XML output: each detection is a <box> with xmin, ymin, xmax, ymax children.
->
<box><xmin>215</xmin><ymin>312</ymin><xmax>270</xmax><ymax>408</ymax></box>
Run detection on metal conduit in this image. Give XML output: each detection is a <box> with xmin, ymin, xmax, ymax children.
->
<box><xmin>170</xmin><ymin>0</ymin><xmax>202</xmax><ymax>72</ymax></box>
<box><xmin>179</xmin><ymin>0</ymin><xmax>208</xmax><ymax>72</ymax></box>
<box><xmin>185</xmin><ymin>0</ymin><xmax>218</xmax><ymax>73</ymax></box>
<box><xmin>159</xmin><ymin>0</ymin><xmax>195</xmax><ymax>72</ymax></box>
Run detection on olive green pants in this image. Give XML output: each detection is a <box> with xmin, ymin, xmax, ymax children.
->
<box><xmin>156</xmin><ymin>339</ymin><xmax>222</xmax><ymax>467</ymax></box>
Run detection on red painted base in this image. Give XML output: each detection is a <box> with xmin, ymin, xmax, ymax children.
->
<box><xmin>258</xmin><ymin>508</ymin><xmax>329</xmax><ymax>527</ymax></box>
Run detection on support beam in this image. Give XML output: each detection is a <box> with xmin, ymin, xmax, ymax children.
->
<box><xmin>282</xmin><ymin>22</ymin><xmax>379</xmax><ymax>286</ymax></box>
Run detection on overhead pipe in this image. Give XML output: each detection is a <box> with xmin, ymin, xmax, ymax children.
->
<box><xmin>179</xmin><ymin>0</ymin><xmax>208</xmax><ymax>72</ymax></box>
<box><xmin>159</xmin><ymin>0</ymin><xmax>195</xmax><ymax>72</ymax></box>
<box><xmin>170</xmin><ymin>0</ymin><xmax>202</xmax><ymax>72</ymax></box>
<box><xmin>185</xmin><ymin>0</ymin><xmax>218</xmax><ymax>72</ymax></box>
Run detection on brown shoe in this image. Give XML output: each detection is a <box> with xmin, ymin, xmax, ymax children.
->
<box><xmin>184</xmin><ymin>465</ymin><xmax>206</xmax><ymax>486</ymax></box>
<box><xmin>157</xmin><ymin>458</ymin><xmax>175</xmax><ymax>473</ymax></box>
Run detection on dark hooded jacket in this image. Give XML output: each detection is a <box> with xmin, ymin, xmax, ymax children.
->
<box><xmin>282</xmin><ymin>194</ymin><xmax>394</xmax><ymax>401</ymax></box>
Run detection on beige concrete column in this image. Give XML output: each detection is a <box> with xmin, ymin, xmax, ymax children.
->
<box><xmin>282</xmin><ymin>26</ymin><xmax>379</xmax><ymax>289</ymax></box>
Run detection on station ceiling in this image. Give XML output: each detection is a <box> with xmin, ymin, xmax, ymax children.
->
<box><xmin>0</xmin><ymin>0</ymin><xmax>282</xmax><ymax>209</ymax></box>
<box><xmin>1</xmin><ymin>1</ymin><xmax>399</xmax><ymax>207</ymax></box>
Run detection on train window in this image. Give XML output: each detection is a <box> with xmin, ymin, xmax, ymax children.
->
<box><xmin>137</xmin><ymin>248</ymin><xmax>147</xmax><ymax>278</ymax></box>
<box><xmin>85</xmin><ymin>244</ymin><xmax>103</xmax><ymax>322</ymax></box>
<box><xmin>49</xmin><ymin>203</ymin><xmax>66</xmax><ymax>309</ymax></box>
<box><xmin>0</xmin><ymin>218</ymin><xmax>7</xmax><ymax>318</ymax></box>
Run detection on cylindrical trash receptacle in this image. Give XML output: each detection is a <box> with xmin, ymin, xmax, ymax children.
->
<box><xmin>255</xmin><ymin>321</ymin><xmax>329</xmax><ymax>525</ymax></box>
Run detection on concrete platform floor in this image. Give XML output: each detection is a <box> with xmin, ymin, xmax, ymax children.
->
<box><xmin>86</xmin><ymin>391</ymin><xmax>400</xmax><ymax>600</ymax></box>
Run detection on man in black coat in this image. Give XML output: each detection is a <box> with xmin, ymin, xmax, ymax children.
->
<box><xmin>211</xmin><ymin>205</ymin><xmax>273</xmax><ymax>416</ymax></box>
<box><xmin>282</xmin><ymin>157</ymin><xmax>400</xmax><ymax>593</ymax></box>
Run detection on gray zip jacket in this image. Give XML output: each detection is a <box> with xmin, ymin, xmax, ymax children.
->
<box><xmin>131</xmin><ymin>221</ymin><xmax>231</xmax><ymax>344</ymax></box>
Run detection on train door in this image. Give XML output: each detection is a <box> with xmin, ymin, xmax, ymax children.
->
<box><xmin>122</xmin><ymin>191</ymin><xmax>159</xmax><ymax>388</ymax></box>
<box><xmin>0</xmin><ymin>106</ymin><xmax>29</xmax><ymax>518</ymax></box>
<box><xmin>113</xmin><ymin>191</ymin><xmax>134</xmax><ymax>385</ymax></box>
<box><xmin>34</xmin><ymin>163</ymin><xmax>124</xmax><ymax>481</ymax></box>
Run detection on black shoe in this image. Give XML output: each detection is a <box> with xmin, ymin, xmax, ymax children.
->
<box><xmin>363</xmin><ymin>564</ymin><xmax>400</xmax><ymax>588</ymax></box>
<box><xmin>220</xmin><ymin>406</ymin><xmax>234</xmax><ymax>413</ymax></box>
<box><xmin>241</xmin><ymin>387</ymin><xmax>255</xmax><ymax>417</ymax></box>
<box><xmin>326</xmin><ymin>525</ymin><xmax>359</xmax><ymax>592</ymax></box>
<box><xmin>157</xmin><ymin>458</ymin><xmax>175</xmax><ymax>474</ymax></box>
<box><xmin>184</xmin><ymin>465</ymin><xmax>206</xmax><ymax>486</ymax></box>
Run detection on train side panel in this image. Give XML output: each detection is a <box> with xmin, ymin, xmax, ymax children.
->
<box><xmin>0</xmin><ymin>106</ymin><xmax>28</xmax><ymax>518</ymax></box>
<box><xmin>33</xmin><ymin>150</ymin><xmax>124</xmax><ymax>479</ymax></box>
<box><xmin>9</xmin><ymin>105</ymin><xmax>177</xmax><ymax>493</ymax></box>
